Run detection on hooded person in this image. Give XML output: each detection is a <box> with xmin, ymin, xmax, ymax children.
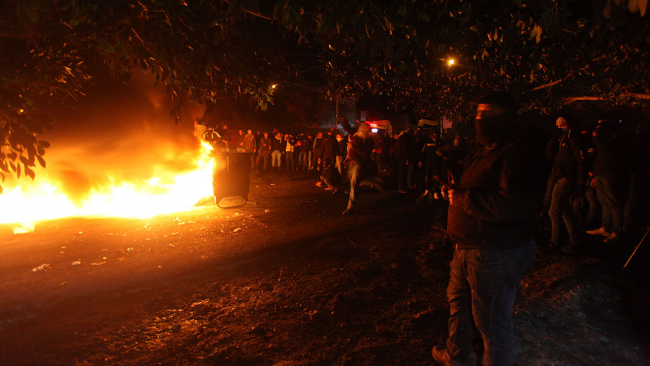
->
<box><xmin>432</xmin><ymin>91</ymin><xmax>539</xmax><ymax>366</ymax></box>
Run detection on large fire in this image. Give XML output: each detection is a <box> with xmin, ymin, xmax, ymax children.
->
<box><xmin>0</xmin><ymin>141</ymin><xmax>216</xmax><ymax>234</ymax></box>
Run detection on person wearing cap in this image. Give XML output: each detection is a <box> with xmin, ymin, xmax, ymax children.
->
<box><xmin>432</xmin><ymin>92</ymin><xmax>539</xmax><ymax>366</ymax></box>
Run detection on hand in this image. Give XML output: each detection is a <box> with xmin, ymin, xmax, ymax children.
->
<box><xmin>591</xmin><ymin>178</ymin><xmax>596</xmax><ymax>188</ymax></box>
<box><xmin>593</xmin><ymin>131</ymin><xmax>598</xmax><ymax>137</ymax></box>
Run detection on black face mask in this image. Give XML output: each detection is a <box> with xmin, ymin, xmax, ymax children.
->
<box><xmin>474</xmin><ymin>114</ymin><xmax>516</xmax><ymax>146</ymax></box>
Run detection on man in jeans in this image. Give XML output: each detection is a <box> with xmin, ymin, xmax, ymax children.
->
<box><xmin>587</xmin><ymin>120</ymin><xmax>624</xmax><ymax>243</ymax></box>
<box><xmin>547</xmin><ymin>117</ymin><xmax>586</xmax><ymax>253</ymax></box>
<box><xmin>433</xmin><ymin>92</ymin><xmax>539</xmax><ymax>366</ymax></box>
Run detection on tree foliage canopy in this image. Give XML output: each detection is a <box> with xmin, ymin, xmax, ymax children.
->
<box><xmin>1</xmin><ymin>0</ymin><xmax>648</xmax><ymax>189</ymax></box>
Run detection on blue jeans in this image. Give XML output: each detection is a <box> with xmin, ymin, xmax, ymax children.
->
<box><xmin>549</xmin><ymin>178</ymin><xmax>578</xmax><ymax>244</ymax></box>
<box><xmin>595</xmin><ymin>174</ymin><xmax>622</xmax><ymax>235</ymax></box>
<box><xmin>299</xmin><ymin>152</ymin><xmax>309</xmax><ymax>169</ymax></box>
<box><xmin>446</xmin><ymin>239</ymin><xmax>536</xmax><ymax>366</ymax></box>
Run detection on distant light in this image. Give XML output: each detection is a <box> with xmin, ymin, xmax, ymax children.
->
<box><xmin>271</xmin><ymin>84</ymin><xmax>277</xmax><ymax>89</ymax></box>
<box><xmin>371</xmin><ymin>128</ymin><xmax>379</xmax><ymax>133</ymax></box>
<box><xmin>447</xmin><ymin>59</ymin><xmax>455</xmax><ymax>66</ymax></box>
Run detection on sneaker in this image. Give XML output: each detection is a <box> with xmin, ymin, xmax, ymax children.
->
<box><xmin>431</xmin><ymin>346</ymin><xmax>464</xmax><ymax>366</ymax></box>
<box><xmin>562</xmin><ymin>242</ymin><xmax>580</xmax><ymax>254</ymax></box>
<box><xmin>603</xmin><ymin>232</ymin><xmax>620</xmax><ymax>243</ymax></box>
<box><xmin>433</xmin><ymin>192</ymin><xmax>440</xmax><ymax>200</ymax></box>
<box><xmin>587</xmin><ymin>227</ymin><xmax>611</xmax><ymax>237</ymax></box>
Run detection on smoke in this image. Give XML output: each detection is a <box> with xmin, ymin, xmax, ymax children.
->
<box><xmin>25</xmin><ymin>69</ymin><xmax>206</xmax><ymax>204</ymax></box>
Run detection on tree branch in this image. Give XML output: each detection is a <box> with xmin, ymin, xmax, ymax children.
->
<box><xmin>563</xmin><ymin>97</ymin><xmax>605</xmax><ymax>103</ymax></box>
<box><xmin>221</xmin><ymin>0</ymin><xmax>273</xmax><ymax>21</ymax></box>
<box><xmin>523</xmin><ymin>74</ymin><xmax>572</xmax><ymax>93</ymax></box>
<box><xmin>563</xmin><ymin>92</ymin><xmax>650</xmax><ymax>104</ymax></box>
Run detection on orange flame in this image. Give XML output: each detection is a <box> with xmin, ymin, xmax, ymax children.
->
<box><xmin>0</xmin><ymin>141</ymin><xmax>215</xmax><ymax>234</ymax></box>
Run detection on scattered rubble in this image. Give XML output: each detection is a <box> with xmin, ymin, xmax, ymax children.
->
<box><xmin>32</xmin><ymin>264</ymin><xmax>51</xmax><ymax>272</ymax></box>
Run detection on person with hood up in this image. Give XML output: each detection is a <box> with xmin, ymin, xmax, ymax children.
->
<box><xmin>432</xmin><ymin>92</ymin><xmax>539</xmax><ymax>366</ymax></box>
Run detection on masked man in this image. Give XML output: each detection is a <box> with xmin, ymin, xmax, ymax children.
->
<box><xmin>432</xmin><ymin>92</ymin><xmax>538</xmax><ymax>366</ymax></box>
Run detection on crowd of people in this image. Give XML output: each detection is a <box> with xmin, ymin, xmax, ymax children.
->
<box><xmin>200</xmin><ymin>93</ymin><xmax>649</xmax><ymax>366</ymax></box>
<box><xmin>201</xmin><ymin>114</ymin><xmax>649</xmax><ymax>237</ymax></box>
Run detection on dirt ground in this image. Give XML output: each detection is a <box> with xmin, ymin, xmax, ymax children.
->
<box><xmin>0</xmin><ymin>170</ymin><xmax>648</xmax><ymax>365</ymax></box>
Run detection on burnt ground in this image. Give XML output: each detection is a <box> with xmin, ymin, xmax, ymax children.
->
<box><xmin>0</xmin><ymin>170</ymin><xmax>649</xmax><ymax>366</ymax></box>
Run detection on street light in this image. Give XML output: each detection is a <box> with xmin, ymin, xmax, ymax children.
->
<box><xmin>447</xmin><ymin>58</ymin><xmax>455</xmax><ymax>66</ymax></box>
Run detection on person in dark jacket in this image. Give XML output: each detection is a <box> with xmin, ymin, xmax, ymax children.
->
<box><xmin>432</xmin><ymin>92</ymin><xmax>538</xmax><ymax>366</ymax></box>
<box><xmin>316</xmin><ymin>158</ymin><xmax>343</xmax><ymax>193</ymax></box>
<box><xmin>393</xmin><ymin>130</ymin><xmax>410</xmax><ymax>193</ymax></box>
<box><xmin>255</xmin><ymin>132</ymin><xmax>271</xmax><ymax>171</ymax></box>
<box><xmin>587</xmin><ymin>119</ymin><xmax>625</xmax><ymax>243</ymax></box>
<box><xmin>419</xmin><ymin>132</ymin><xmax>445</xmax><ymax>199</ymax></box>
<box><xmin>312</xmin><ymin>132</ymin><xmax>324</xmax><ymax>170</ymax></box>
<box><xmin>299</xmin><ymin>134</ymin><xmax>311</xmax><ymax>170</ymax></box>
<box><xmin>547</xmin><ymin>116</ymin><xmax>586</xmax><ymax>252</ymax></box>
<box><xmin>323</xmin><ymin>131</ymin><xmax>336</xmax><ymax>167</ymax></box>
<box><xmin>408</xmin><ymin>128</ymin><xmax>426</xmax><ymax>189</ymax></box>
<box><xmin>436</xmin><ymin>134</ymin><xmax>469</xmax><ymax>189</ymax></box>
<box><xmin>243</xmin><ymin>129</ymin><xmax>257</xmax><ymax>168</ymax></box>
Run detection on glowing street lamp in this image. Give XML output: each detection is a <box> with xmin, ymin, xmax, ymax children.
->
<box><xmin>271</xmin><ymin>84</ymin><xmax>277</xmax><ymax>89</ymax></box>
<box><xmin>447</xmin><ymin>58</ymin><xmax>455</xmax><ymax>66</ymax></box>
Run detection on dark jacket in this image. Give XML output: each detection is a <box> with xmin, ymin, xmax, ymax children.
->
<box><xmin>323</xmin><ymin>136</ymin><xmax>335</xmax><ymax>159</ymax></box>
<box><xmin>271</xmin><ymin>136</ymin><xmax>285</xmax><ymax>152</ymax></box>
<box><xmin>393</xmin><ymin>133</ymin><xmax>409</xmax><ymax>160</ymax></box>
<box><xmin>243</xmin><ymin>134</ymin><xmax>256</xmax><ymax>151</ymax></box>
<box><xmin>548</xmin><ymin>130</ymin><xmax>586</xmax><ymax>182</ymax></box>
<box><xmin>447</xmin><ymin>138</ymin><xmax>538</xmax><ymax>249</ymax></box>
<box><xmin>313</xmin><ymin>137</ymin><xmax>324</xmax><ymax>152</ymax></box>
<box><xmin>593</xmin><ymin>128</ymin><xmax>623</xmax><ymax>176</ymax></box>
<box><xmin>259</xmin><ymin>137</ymin><xmax>271</xmax><ymax>153</ymax></box>
<box><xmin>421</xmin><ymin>138</ymin><xmax>444</xmax><ymax>167</ymax></box>
<box><xmin>300</xmin><ymin>137</ymin><xmax>312</xmax><ymax>152</ymax></box>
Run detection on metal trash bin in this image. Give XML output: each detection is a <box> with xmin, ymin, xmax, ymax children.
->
<box><xmin>212</xmin><ymin>152</ymin><xmax>252</xmax><ymax>208</ymax></box>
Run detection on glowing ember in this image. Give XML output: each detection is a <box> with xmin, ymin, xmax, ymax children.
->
<box><xmin>0</xmin><ymin>141</ymin><xmax>215</xmax><ymax>234</ymax></box>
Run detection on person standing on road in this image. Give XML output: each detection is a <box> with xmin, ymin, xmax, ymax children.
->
<box><xmin>312</xmin><ymin>132</ymin><xmax>325</xmax><ymax>170</ymax></box>
<box><xmin>546</xmin><ymin>116</ymin><xmax>586</xmax><ymax>253</ymax></box>
<box><xmin>432</xmin><ymin>92</ymin><xmax>539</xmax><ymax>366</ymax></box>
<box><xmin>255</xmin><ymin>132</ymin><xmax>271</xmax><ymax>171</ymax></box>
<box><xmin>271</xmin><ymin>132</ymin><xmax>285</xmax><ymax>171</ymax></box>
<box><xmin>587</xmin><ymin>119</ymin><xmax>625</xmax><ymax>243</ymax></box>
<box><xmin>243</xmin><ymin>129</ymin><xmax>256</xmax><ymax>167</ymax></box>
